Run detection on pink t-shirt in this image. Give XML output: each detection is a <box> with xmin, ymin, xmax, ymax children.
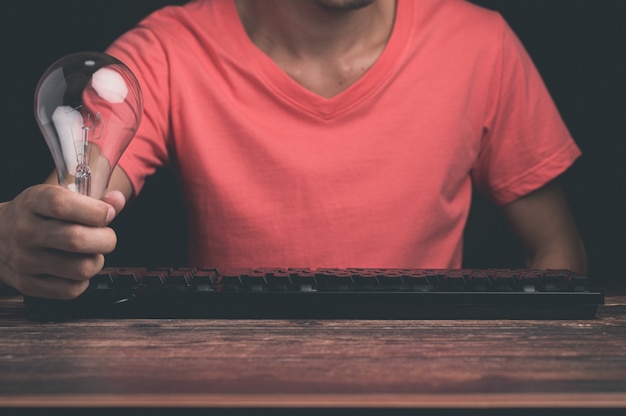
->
<box><xmin>108</xmin><ymin>0</ymin><xmax>580</xmax><ymax>269</ymax></box>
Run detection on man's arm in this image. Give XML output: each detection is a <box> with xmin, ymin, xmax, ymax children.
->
<box><xmin>501</xmin><ymin>180</ymin><xmax>588</xmax><ymax>274</ymax></box>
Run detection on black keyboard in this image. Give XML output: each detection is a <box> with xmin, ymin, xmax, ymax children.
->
<box><xmin>24</xmin><ymin>267</ymin><xmax>604</xmax><ymax>320</ymax></box>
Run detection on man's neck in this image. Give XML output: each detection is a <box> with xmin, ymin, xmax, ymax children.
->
<box><xmin>235</xmin><ymin>0</ymin><xmax>397</xmax><ymax>98</ymax></box>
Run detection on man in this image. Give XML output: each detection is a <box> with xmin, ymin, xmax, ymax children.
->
<box><xmin>0</xmin><ymin>0</ymin><xmax>587</xmax><ymax>299</ymax></box>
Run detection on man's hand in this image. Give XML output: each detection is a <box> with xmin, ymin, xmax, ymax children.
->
<box><xmin>0</xmin><ymin>185</ymin><xmax>125</xmax><ymax>299</ymax></box>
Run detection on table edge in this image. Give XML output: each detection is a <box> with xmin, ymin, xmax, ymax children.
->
<box><xmin>2</xmin><ymin>393</ymin><xmax>626</xmax><ymax>409</ymax></box>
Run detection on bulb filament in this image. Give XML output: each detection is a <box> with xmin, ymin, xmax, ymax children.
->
<box><xmin>75</xmin><ymin>125</ymin><xmax>92</xmax><ymax>196</ymax></box>
<box><xmin>74</xmin><ymin>112</ymin><xmax>104</xmax><ymax>196</ymax></box>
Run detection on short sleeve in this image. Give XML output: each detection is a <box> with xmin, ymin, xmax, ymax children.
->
<box><xmin>471</xmin><ymin>18</ymin><xmax>581</xmax><ymax>205</ymax></box>
<box><xmin>105</xmin><ymin>23</ymin><xmax>173</xmax><ymax>196</ymax></box>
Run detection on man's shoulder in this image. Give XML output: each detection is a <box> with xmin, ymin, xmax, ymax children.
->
<box><xmin>134</xmin><ymin>0</ymin><xmax>224</xmax><ymax>33</ymax></box>
<box><xmin>413</xmin><ymin>0</ymin><xmax>503</xmax><ymax>28</ymax></box>
<box><xmin>404</xmin><ymin>0</ymin><xmax>505</xmax><ymax>48</ymax></box>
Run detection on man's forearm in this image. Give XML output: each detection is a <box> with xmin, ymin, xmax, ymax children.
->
<box><xmin>502</xmin><ymin>180</ymin><xmax>588</xmax><ymax>275</ymax></box>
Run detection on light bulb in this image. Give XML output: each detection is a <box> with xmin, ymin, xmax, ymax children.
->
<box><xmin>34</xmin><ymin>52</ymin><xmax>142</xmax><ymax>199</ymax></box>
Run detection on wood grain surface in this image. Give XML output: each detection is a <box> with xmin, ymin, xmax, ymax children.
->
<box><xmin>1</xmin><ymin>289</ymin><xmax>625</xmax><ymax>410</ymax></box>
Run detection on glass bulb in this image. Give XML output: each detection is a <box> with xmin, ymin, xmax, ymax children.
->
<box><xmin>34</xmin><ymin>52</ymin><xmax>142</xmax><ymax>199</ymax></box>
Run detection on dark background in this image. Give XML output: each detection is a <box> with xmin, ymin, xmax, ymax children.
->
<box><xmin>1</xmin><ymin>1</ymin><xmax>624</xmax><ymax>283</ymax></box>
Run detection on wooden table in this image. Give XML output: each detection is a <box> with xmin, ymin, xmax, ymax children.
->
<box><xmin>1</xmin><ymin>287</ymin><xmax>625</xmax><ymax>415</ymax></box>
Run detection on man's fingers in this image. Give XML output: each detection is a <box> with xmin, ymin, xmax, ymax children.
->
<box><xmin>39</xmin><ymin>223</ymin><xmax>118</xmax><ymax>254</ymax></box>
<box><xmin>101</xmin><ymin>190</ymin><xmax>126</xmax><ymax>218</ymax></box>
<box><xmin>15</xmin><ymin>274</ymin><xmax>90</xmax><ymax>300</ymax></box>
<box><xmin>16</xmin><ymin>250</ymin><xmax>105</xmax><ymax>282</ymax></box>
<box><xmin>29</xmin><ymin>185</ymin><xmax>115</xmax><ymax>227</ymax></box>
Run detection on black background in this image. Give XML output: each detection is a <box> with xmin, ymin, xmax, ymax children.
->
<box><xmin>1</xmin><ymin>1</ymin><xmax>624</xmax><ymax>283</ymax></box>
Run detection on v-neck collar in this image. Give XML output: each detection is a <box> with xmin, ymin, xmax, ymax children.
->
<box><xmin>223</xmin><ymin>0</ymin><xmax>414</xmax><ymax>120</ymax></box>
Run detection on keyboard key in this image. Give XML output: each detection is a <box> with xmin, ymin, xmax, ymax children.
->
<box><xmin>142</xmin><ymin>270</ymin><xmax>167</xmax><ymax>287</ymax></box>
<box><xmin>490</xmin><ymin>270</ymin><xmax>518</xmax><ymax>292</ymax></box>
<box><xmin>165</xmin><ymin>270</ymin><xmax>193</xmax><ymax>291</ymax></box>
<box><xmin>315</xmin><ymin>269</ymin><xmax>353</xmax><ymax>291</ymax></box>
<box><xmin>352</xmin><ymin>270</ymin><xmax>379</xmax><ymax>291</ymax></box>
<box><xmin>240</xmin><ymin>271</ymin><xmax>267</xmax><ymax>291</ymax></box>
<box><xmin>441</xmin><ymin>270</ymin><xmax>468</xmax><ymax>291</ymax></box>
<box><xmin>289</xmin><ymin>269</ymin><xmax>317</xmax><ymax>292</ymax></box>
<box><xmin>219</xmin><ymin>273</ymin><xmax>243</xmax><ymax>291</ymax></box>
<box><xmin>191</xmin><ymin>269</ymin><xmax>218</xmax><ymax>292</ymax></box>
<box><xmin>114</xmin><ymin>268</ymin><xmax>142</xmax><ymax>287</ymax></box>
<box><xmin>90</xmin><ymin>269</ymin><xmax>116</xmax><ymax>290</ymax></box>
<box><xmin>404</xmin><ymin>271</ymin><xmax>435</xmax><ymax>292</ymax></box>
<box><xmin>541</xmin><ymin>270</ymin><xmax>571</xmax><ymax>291</ymax></box>
<box><xmin>266</xmin><ymin>270</ymin><xmax>292</xmax><ymax>291</ymax></box>
<box><xmin>468</xmin><ymin>270</ymin><xmax>491</xmax><ymax>291</ymax></box>
<box><xmin>517</xmin><ymin>270</ymin><xmax>542</xmax><ymax>292</ymax></box>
